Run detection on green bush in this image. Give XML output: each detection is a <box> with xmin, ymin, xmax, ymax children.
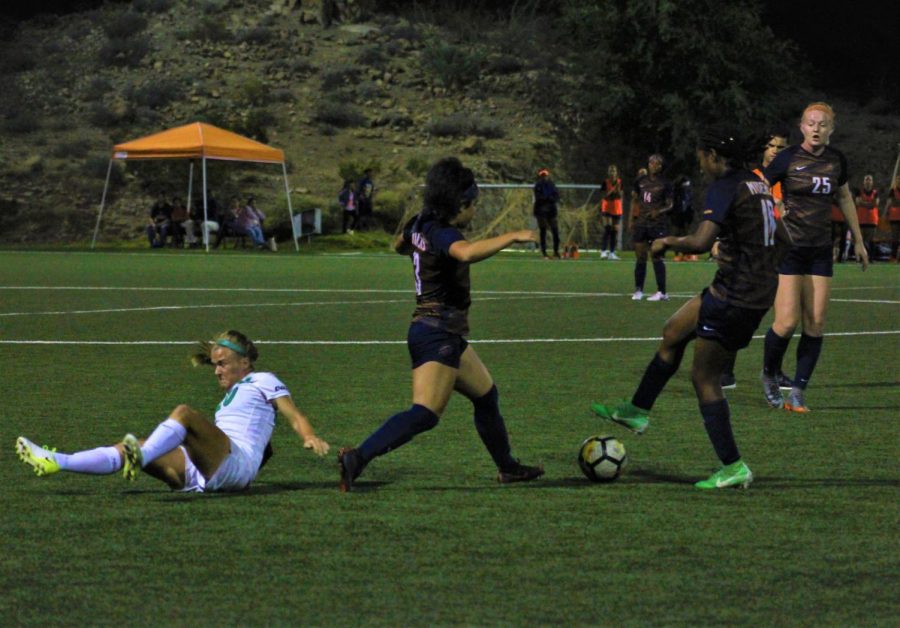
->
<box><xmin>321</xmin><ymin>65</ymin><xmax>360</xmax><ymax>92</ymax></box>
<box><xmin>99</xmin><ymin>35</ymin><xmax>151</xmax><ymax>67</ymax></box>
<box><xmin>338</xmin><ymin>158</ymin><xmax>380</xmax><ymax>183</ymax></box>
<box><xmin>354</xmin><ymin>80</ymin><xmax>387</xmax><ymax>100</ymax></box>
<box><xmin>0</xmin><ymin>46</ymin><xmax>37</xmax><ymax>73</ymax></box>
<box><xmin>486</xmin><ymin>54</ymin><xmax>524</xmax><ymax>75</ymax></box>
<box><xmin>374</xmin><ymin>188</ymin><xmax>409</xmax><ymax>231</ymax></box>
<box><xmin>405</xmin><ymin>155</ymin><xmax>430</xmax><ymax>177</ymax></box>
<box><xmin>84</xmin><ymin>156</ymin><xmax>126</xmax><ymax>187</ymax></box>
<box><xmin>87</xmin><ymin>102</ymin><xmax>133</xmax><ymax>129</ymax></box>
<box><xmin>102</xmin><ymin>11</ymin><xmax>148</xmax><ymax>39</ymax></box>
<box><xmin>133</xmin><ymin>0</ymin><xmax>173</xmax><ymax>13</ymax></box>
<box><xmin>312</xmin><ymin>102</ymin><xmax>366</xmax><ymax>128</ymax></box>
<box><xmin>2</xmin><ymin>111</ymin><xmax>40</xmax><ymax>134</ymax></box>
<box><xmin>84</xmin><ymin>77</ymin><xmax>113</xmax><ymax>102</ymax></box>
<box><xmin>426</xmin><ymin>113</ymin><xmax>504</xmax><ymax>139</ymax></box>
<box><xmin>127</xmin><ymin>78</ymin><xmax>183</xmax><ymax>109</ymax></box>
<box><xmin>420</xmin><ymin>41</ymin><xmax>484</xmax><ymax>88</ymax></box>
<box><xmin>184</xmin><ymin>16</ymin><xmax>232</xmax><ymax>42</ymax></box>
<box><xmin>235</xmin><ymin>108</ymin><xmax>277</xmax><ymax>143</ymax></box>
<box><xmin>235</xmin><ymin>25</ymin><xmax>273</xmax><ymax>45</ymax></box>
<box><xmin>238</xmin><ymin>77</ymin><xmax>268</xmax><ymax>106</ymax></box>
<box><xmin>357</xmin><ymin>45</ymin><xmax>389</xmax><ymax>70</ymax></box>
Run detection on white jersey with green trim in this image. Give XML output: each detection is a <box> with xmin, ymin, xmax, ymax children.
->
<box><xmin>214</xmin><ymin>372</ymin><xmax>290</xmax><ymax>470</ymax></box>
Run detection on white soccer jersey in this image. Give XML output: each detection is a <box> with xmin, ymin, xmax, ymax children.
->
<box><xmin>214</xmin><ymin>372</ymin><xmax>291</xmax><ymax>471</ymax></box>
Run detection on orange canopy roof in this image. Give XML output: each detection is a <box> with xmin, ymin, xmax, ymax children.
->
<box><xmin>112</xmin><ymin>122</ymin><xmax>284</xmax><ymax>163</ymax></box>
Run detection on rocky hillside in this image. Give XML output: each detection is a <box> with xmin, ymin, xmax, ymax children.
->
<box><xmin>1</xmin><ymin>0</ymin><xmax>898</xmax><ymax>246</ymax></box>
<box><xmin>0</xmin><ymin>0</ymin><xmax>563</xmax><ymax>244</ymax></box>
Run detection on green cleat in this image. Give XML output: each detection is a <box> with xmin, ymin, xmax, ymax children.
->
<box><xmin>590</xmin><ymin>401</ymin><xmax>650</xmax><ymax>435</ymax></box>
<box><xmin>694</xmin><ymin>460</ymin><xmax>753</xmax><ymax>490</ymax></box>
<box><xmin>121</xmin><ymin>433</ymin><xmax>143</xmax><ymax>482</ymax></box>
<box><xmin>16</xmin><ymin>436</ymin><xmax>61</xmax><ymax>477</ymax></box>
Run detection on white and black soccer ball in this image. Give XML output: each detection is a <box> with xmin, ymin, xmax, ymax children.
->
<box><xmin>578</xmin><ymin>435</ymin><xmax>627</xmax><ymax>482</ymax></box>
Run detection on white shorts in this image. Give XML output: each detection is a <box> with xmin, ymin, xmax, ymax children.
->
<box><xmin>179</xmin><ymin>443</ymin><xmax>257</xmax><ymax>493</ymax></box>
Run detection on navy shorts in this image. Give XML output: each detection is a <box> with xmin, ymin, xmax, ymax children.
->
<box><xmin>696</xmin><ymin>289</ymin><xmax>768</xmax><ymax>352</ymax></box>
<box><xmin>632</xmin><ymin>223</ymin><xmax>668</xmax><ymax>244</ymax></box>
<box><xmin>778</xmin><ymin>244</ymin><xmax>833</xmax><ymax>277</ymax></box>
<box><xmin>407</xmin><ymin>321</ymin><xmax>468</xmax><ymax>369</ymax></box>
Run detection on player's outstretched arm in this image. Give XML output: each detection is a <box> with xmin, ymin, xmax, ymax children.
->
<box><xmin>651</xmin><ymin>221</ymin><xmax>720</xmax><ymax>256</ymax></box>
<box><xmin>274</xmin><ymin>396</ymin><xmax>330</xmax><ymax>456</ymax></box>
<box><xmin>449</xmin><ymin>229</ymin><xmax>537</xmax><ymax>264</ymax></box>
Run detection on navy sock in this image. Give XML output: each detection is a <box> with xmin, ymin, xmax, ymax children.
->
<box><xmin>358</xmin><ymin>404</ymin><xmax>439</xmax><ymax>462</ymax></box>
<box><xmin>472</xmin><ymin>385</ymin><xmax>516</xmax><ymax>470</ymax></box>
<box><xmin>794</xmin><ymin>333</ymin><xmax>823</xmax><ymax>389</ymax></box>
<box><xmin>634</xmin><ymin>261</ymin><xmax>647</xmax><ymax>291</ymax></box>
<box><xmin>609</xmin><ymin>230</ymin><xmax>617</xmax><ymax>253</ymax></box>
<box><xmin>763</xmin><ymin>327</ymin><xmax>791</xmax><ymax>376</ymax></box>
<box><xmin>652</xmin><ymin>258</ymin><xmax>666</xmax><ymax>293</ymax></box>
<box><xmin>631</xmin><ymin>353</ymin><xmax>679</xmax><ymax>411</ymax></box>
<box><xmin>700</xmin><ymin>398</ymin><xmax>740</xmax><ymax>465</ymax></box>
<box><xmin>603</xmin><ymin>226</ymin><xmax>612</xmax><ymax>250</ymax></box>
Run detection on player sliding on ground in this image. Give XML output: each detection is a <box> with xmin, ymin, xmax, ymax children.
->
<box><xmin>16</xmin><ymin>330</ymin><xmax>329</xmax><ymax>492</ymax></box>
<box><xmin>338</xmin><ymin>157</ymin><xmax>544</xmax><ymax>491</ymax></box>
<box><xmin>591</xmin><ymin>128</ymin><xmax>788</xmax><ymax>490</ymax></box>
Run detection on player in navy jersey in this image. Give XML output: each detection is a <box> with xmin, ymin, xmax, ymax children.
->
<box><xmin>759</xmin><ymin>102</ymin><xmax>868</xmax><ymax>413</ymax></box>
<box><xmin>629</xmin><ymin>154</ymin><xmax>674</xmax><ymax>301</ymax></box>
<box><xmin>591</xmin><ymin>129</ymin><xmax>785</xmax><ymax>489</ymax></box>
<box><xmin>338</xmin><ymin>157</ymin><xmax>544</xmax><ymax>492</ymax></box>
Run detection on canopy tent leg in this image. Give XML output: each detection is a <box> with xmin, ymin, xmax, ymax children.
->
<box><xmin>202</xmin><ymin>158</ymin><xmax>210</xmax><ymax>253</ymax></box>
<box><xmin>283</xmin><ymin>161</ymin><xmax>299</xmax><ymax>251</ymax></box>
<box><xmin>90</xmin><ymin>158</ymin><xmax>115</xmax><ymax>249</ymax></box>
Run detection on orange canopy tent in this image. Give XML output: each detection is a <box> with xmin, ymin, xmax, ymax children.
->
<box><xmin>92</xmin><ymin>122</ymin><xmax>298</xmax><ymax>250</ymax></box>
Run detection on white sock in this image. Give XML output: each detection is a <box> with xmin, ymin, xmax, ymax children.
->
<box><xmin>140</xmin><ymin>418</ymin><xmax>187</xmax><ymax>466</ymax></box>
<box><xmin>56</xmin><ymin>446</ymin><xmax>122</xmax><ymax>474</ymax></box>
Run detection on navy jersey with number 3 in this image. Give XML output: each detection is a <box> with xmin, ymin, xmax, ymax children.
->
<box><xmin>402</xmin><ymin>214</ymin><xmax>471</xmax><ymax>336</ymax></box>
<box><xmin>703</xmin><ymin>169</ymin><xmax>779</xmax><ymax>309</ymax></box>
<box><xmin>763</xmin><ymin>145</ymin><xmax>848</xmax><ymax>247</ymax></box>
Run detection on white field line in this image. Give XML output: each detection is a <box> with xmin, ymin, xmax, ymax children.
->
<box><xmin>0</xmin><ymin>294</ymin><xmax>600</xmax><ymax>318</ymax></box>
<box><xmin>0</xmin><ymin>330</ymin><xmax>897</xmax><ymax>347</ymax></box>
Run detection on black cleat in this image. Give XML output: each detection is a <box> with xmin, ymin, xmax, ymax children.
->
<box><xmin>777</xmin><ymin>372</ymin><xmax>794</xmax><ymax>390</ymax></box>
<box><xmin>338</xmin><ymin>447</ymin><xmax>363</xmax><ymax>493</ymax></box>
<box><xmin>720</xmin><ymin>373</ymin><xmax>737</xmax><ymax>389</ymax></box>
<box><xmin>497</xmin><ymin>461</ymin><xmax>545</xmax><ymax>484</ymax></box>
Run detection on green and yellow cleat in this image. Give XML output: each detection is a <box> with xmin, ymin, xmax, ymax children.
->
<box><xmin>15</xmin><ymin>436</ymin><xmax>61</xmax><ymax>477</ymax></box>
<box><xmin>121</xmin><ymin>433</ymin><xmax>143</xmax><ymax>482</ymax></box>
<box><xmin>694</xmin><ymin>460</ymin><xmax>753</xmax><ymax>490</ymax></box>
<box><xmin>590</xmin><ymin>401</ymin><xmax>650</xmax><ymax>435</ymax></box>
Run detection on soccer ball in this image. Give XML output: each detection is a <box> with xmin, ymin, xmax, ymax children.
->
<box><xmin>578</xmin><ymin>435</ymin><xmax>627</xmax><ymax>482</ymax></box>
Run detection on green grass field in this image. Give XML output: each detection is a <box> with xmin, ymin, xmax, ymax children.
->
<box><xmin>1</xmin><ymin>249</ymin><xmax>897</xmax><ymax>625</ymax></box>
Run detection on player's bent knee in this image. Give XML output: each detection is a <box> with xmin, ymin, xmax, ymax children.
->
<box><xmin>169</xmin><ymin>404</ymin><xmax>201</xmax><ymax>422</ymax></box>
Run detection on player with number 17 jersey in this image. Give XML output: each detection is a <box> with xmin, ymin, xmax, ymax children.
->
<box><xmin>705</xmin><ymin>170</ymin><xmax>780</xmax><ymax>309</ymax></box>
<box><xmin>764</xmin><ymin>144</ymin><xmax>848</xmax><ymax>247</ymax></box>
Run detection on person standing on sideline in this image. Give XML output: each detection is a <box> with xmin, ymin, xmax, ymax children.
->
<box><xmin>759</xmin><ymin>102</ymin><xmax>868</xmax><ymax>413</ymax></box>
<box><xmin>830</xmin><ymin>202</ymin><xmax>847</xmax><ymax>262</ymax></box>
<box><xmin>599</xmin><ymin>164</ymin><xmax>623</xmax><ymax>260</ymax></box>
<box><xmin>854</xmin><ymin>175</ymin><xmax>879</xmax><ymax>261</ymax></box>
<box><xmin>591</xmin><ymin>129</ymin><xmax>784</xmax><ymax>489</ymax></box>
<box><xmin>337</xmin><ymin>157</ymin><xmax>544</xmax><ymax>492</ymax></box>
<box><xmin>629</xmin><ymin>154</ymin><xmax>674</xmax><ymax>301</ymax></box>
<box><xmin>339</xmin><ymin>179</ymin><xmax>358</xmax><ymax>234</ymax></box>
<box><xmin>356</xmin><ymin>168</ymin><xmax>375</xmax><ymax>231</ymax></box>
<box><xmin>533</xmin><ymin>167</ymin><xmax>561</xmax><ymax>259</ymax></box>
<box><xmin>16</xmin><ymin>330</ymin><xmax>330</xmax><ymax>491</ymax></box>
<box><xmin>885</xmin><ymin>174</ymin><xmax>900</xmax><ymax>261</ymax></box>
